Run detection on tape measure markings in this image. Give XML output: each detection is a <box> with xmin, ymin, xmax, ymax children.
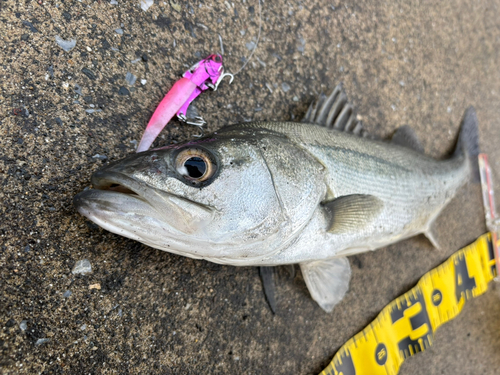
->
<box><xmin>320</xmin><ymin>232</ymin><xmax>498</xmax><ymax>375</ymax></box>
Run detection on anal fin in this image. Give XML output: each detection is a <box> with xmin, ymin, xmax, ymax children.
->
<box><xmin>300</xmin><ymin>257</ymin><xmax>352</xmax><ymax>313</ymax></box>
<box><xmin>424</xmin><ymin>218</ymin><xmax>442</xmax><ymax>250</ymax></box>
<box><xmin>424</xmin><ymin>230</ymin><xmax>441</xmax><ymax>250</ymax></box>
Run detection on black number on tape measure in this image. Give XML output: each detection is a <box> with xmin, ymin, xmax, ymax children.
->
<box><xmin>390</xmin><ymin>288</ymin><xmax>432</xmax><ymax>359</ymax></box>
<box><xmin>487</xmin><ymin>238</ymin><xmax>496</xmax><ymax>276</ymax></box>
<box><xmin>375</xmin><ymin>343</ymin><xmax>387</xmax><ymax>365</ymax></box>
<box><xmin>454</xmin><ymin>255</ymin><xmax>476</xmax><ymax>303</ymax></box>
<box><xmin>431</xmin><ymin>289</ymin><xmax>442</xmax><ymax>306</ymax></box>
<box><xmin>332</xmin><ymin>349</ymin><xmax>356</xmax><ymax>375</ymax></box>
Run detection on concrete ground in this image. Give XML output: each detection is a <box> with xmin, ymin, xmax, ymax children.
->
<box><xmin>1</xmin><ymin>0</ymin><xmax>500</xmax><ymax>374</ymax></box>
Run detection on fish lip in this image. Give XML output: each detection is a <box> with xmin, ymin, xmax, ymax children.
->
<box><xmin>73</xmin><ymin>170</ymin><xmax>153</xmax><ymax>214</ymax></box>
<box><xmin>73</xmin><ymin>170</ymin><xmax>156</xmax><ymax>218</ymax></box>
<box><xmin>91</xmin><ymin>169</ymin><xmax>146</xmax><ymax>196</ymax></box>
<box><xmin>89</xmin><ymin>169</ymin><xmax>213</xmax><ymax>212</ymax></box>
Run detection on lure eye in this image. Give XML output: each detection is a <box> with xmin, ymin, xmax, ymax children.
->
<box><xmin>175</xmin><ymin>148</ymin><xmax>217</xmax><ymax>183</ymax></box>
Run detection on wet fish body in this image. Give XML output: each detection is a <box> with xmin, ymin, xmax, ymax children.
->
<box><xmin>74</xmin><ymin>88</ymin><xmax>479</xmax><ymax>312</ymax></box>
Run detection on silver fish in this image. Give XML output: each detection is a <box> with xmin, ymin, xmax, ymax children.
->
<box><xmin>74</xmin><ymin>86</ymin><xmax>479</xmax><ymax>312</ymax></box>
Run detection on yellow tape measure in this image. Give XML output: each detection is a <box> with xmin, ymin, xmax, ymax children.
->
<box><xmin>320</xmin><ymin>232</ymin><xmax>499</xmax><ymax>375</ymax></box>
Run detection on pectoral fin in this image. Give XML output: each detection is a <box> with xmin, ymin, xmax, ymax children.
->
<box><xmin>300</xmin><ymin>257</ymin><xmax>352</xmax><ymax>312</ymax></box>
<box><xmin>323</xmin><ymin>194</ymin><xmax>384</xmax><ymax>233</ymax></box>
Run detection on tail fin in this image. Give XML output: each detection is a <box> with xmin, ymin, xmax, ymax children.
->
<box><xmin>454</xmin><ymin>106</ymin><xmax>480</xmax><ymax>182</ymax></box>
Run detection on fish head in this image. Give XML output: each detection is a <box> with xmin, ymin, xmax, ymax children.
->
<box><xmin>74</xmin><ymin>129</ymin><xmax>325</xmax><ymax>264</ymax></box>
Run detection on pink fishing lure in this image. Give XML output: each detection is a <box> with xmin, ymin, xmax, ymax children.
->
<box><xmin>136</xmin><ymin>54</ymin><xmax>233</xmax><ymax>152</ymax></box>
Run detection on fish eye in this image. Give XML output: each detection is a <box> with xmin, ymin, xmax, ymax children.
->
<box><xmin>175</xmin><ymin>148</ymin><xmax>217</xmax><ymax>183</ymax></box>
<box><xmin>184</xmin><ymin>157</ymin><xmax>206</xmax><ymax>178</ymax></box>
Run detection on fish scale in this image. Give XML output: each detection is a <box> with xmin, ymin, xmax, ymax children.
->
<box><xmin>218</xmin><ymin>121</ymin><xmax>469</xmax><ymax>256</ymax></box>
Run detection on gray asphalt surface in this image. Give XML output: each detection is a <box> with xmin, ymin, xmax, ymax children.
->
<box><xmin>1</xmin><ymin>0</ymin><xmax>500</xmax><ymax>374</ymax></box>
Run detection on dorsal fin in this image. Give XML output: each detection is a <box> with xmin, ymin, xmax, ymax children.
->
<box><xmin>302</xmin><ymin>84</ymin><xmax>369</xmax><ymax>137</ymax></box>
<box><xmin>391</xmin><ymin>125</ymin><xmax>424</xmax><ymax>153</ymax></box>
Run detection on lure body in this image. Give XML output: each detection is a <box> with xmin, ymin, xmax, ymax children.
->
<box><xmin>136</xmin><ymin>54</ymin><xmax>232</xmax><ymax>152</ymax></box>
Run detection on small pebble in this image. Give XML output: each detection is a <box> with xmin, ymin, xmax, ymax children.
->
<box><xmin>115</xmin><ymin>28</ymin><xmax>123</xmax><ymax>35</ymax></box>
<box><xmin>245</xmin><ymin>41</ymin><xmax>256</xmax><ymax>51</ymax></box>
<box><xmin>63</xmin><ymin>290</ymin><xmax>72</xmax><ymax>298</ymax></box>
<box><xmin>140</xmin><ymin>0</ymin><xmax>154</xmax><ymax>11</ymax></box>
<box><xmin>22</xmin><ymin>20</ymin><xmax>38</xmax><ymax>33</ymax></box>
<box><xmin>110</xmin><ymin>0</ymin><xmax>118</xmax><ymax>4</ymax></box>
<box><xmin>55</xmin><ymin>35</ymin><xmax>76</xmax><ymax>52</ymax></box>
<box><xmin>72</xmin><ymin>259</ymin><xmax>92</xmax><ymax>274</ymax></box>
<box><xmin>170</xmin><ymin>0</ymin><xmax>182</xmax><ymax>12</ymax></box>
<box><xmin>74</xmin><ymin>84</ymin><xmax>83</xmax><ymax>95</ymax></box>
<box><xmin>118</xmin><ymin>86</ymin><xmax>130</xmax><ymax>95</ymax></box>
<box><xmin>281</xmin><ymin>83</ymin><xmax>291</xmax><ymax>92</ymax></box>
<box><xmin>20</xmin><ymin>320</ymin><xmax>28</xmax><ymax>331</ymax></box>
<box><xmin>140</xmin><ymin>79</ymin><xmax>147</xmax><ymax>85</ymax></box>
<box><xmin>35</xmin><ymin>338</ymin><xmax>50</xmax><ymax>347</ymax></box>
<box><xmin>297</xmin><ymin>36</ymin><xmax>306</xmax><ymax>53</ymax></box>
<box><xmin>125</xmin><ymin>72</ymin><xmax>137</xmax><ymax>86</ymax></box>
<box><xmin>131</xmin><ymin>58</ymin><xmax>141</xmax><ymax>64</ymax></box>
<box><xmin>256</xmin><ymin>57</ymin><xmax>266</xmax><ymax>67</ymax></box>
<box><xmin>81</xmin><ymin>68</ymin><xmax>96</xmax><ymax>80</ymax></box>
<box><xmin>89</xmin><ymin>283</ymin><xmax>101</xmax><ymax>290</ymax></box>
<box><xmin>92</xmin><ymin>154</ymin><xmax>107</xmax><ymax>160</ymax></box>
<box><xmin>80</xmin><ymin>324</ymin><xmax>87</xmax><ymax>330</ymax></box>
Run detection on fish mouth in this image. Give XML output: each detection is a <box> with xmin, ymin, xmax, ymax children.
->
<box><xmin>91</xmin><ymin>169</ymin><xmax>146</xmax><ymax>196</ymax></box>
<box><xmin>74</xmin><ymin>170</ymin><xmax>169</xmax><ymax>242</ymax></box>
<box><xmin>74</xmin><ymin>169</ymin><xmax>156</xmax><ymax>219</ymax></box>
<box><xmin>74</xmin><ymin>169</ymin><xmax>214</xmax><ymax>252</ymax></box>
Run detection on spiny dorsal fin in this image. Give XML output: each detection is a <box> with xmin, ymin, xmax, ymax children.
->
<box><xmin>391</xmin><ymin>125</ymin><xmax>424</xmax><ymax>153</ymax></box>
<box><xmin>302</xmin><ymin>84</ymin><xmax>369</xmax><ymax>137</ymax></box>
<box><xmin>323</xmin><ymin>194</ymin><xmax>384</xmax><ymax>233</ymax></box>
